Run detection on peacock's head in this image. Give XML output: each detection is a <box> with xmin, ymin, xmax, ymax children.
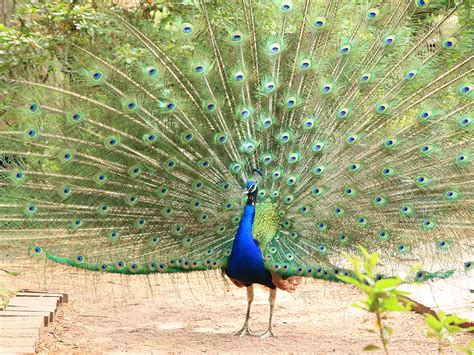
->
<box><xmin>244</xmin><ymin>179</ymin><xmax>258</xmax><ymax>205</ymax></box>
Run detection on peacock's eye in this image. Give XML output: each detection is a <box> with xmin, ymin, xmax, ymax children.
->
<box><xmin>181</xmin><ymin>22</ymin><xmax>194</xmax><ymax>34</ymax></box>
<box><xmin>300</xmin><ymin>59</ymin><xmax>310</xmax><ymax>69</ymax></box>
<box><xmin>235</xmin><ymin>72</ymin><xmax>245</xmax><ymax>82</ymax></box>
<box><xmin>231</xmin><ymin>31</ymin><xmax>243</xmax><ymax>42</ymax></box>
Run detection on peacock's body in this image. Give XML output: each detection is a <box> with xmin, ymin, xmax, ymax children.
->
<box><xmin>1</xmin><ymin>0</ymin><xmax>473</xmax><ymax>337</ymax></box>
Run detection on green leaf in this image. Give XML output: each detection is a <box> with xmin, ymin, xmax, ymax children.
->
<box><xmin>374</xmin><ymin>278</ymin><xmax>402</xmax><ymax>291</ymax></box>
<box><xmin>369</xmin><ymin>253</ymin><xmax>379</xmax><ymax>267</ymax></box>
<box><xmin>363</xmin><ymin>345</ymin><xmax>381</xmax><ymax>351</ymax></box>
<box><xmin>442</xmin><ymin>314</ymin><xmax>456</xmax><ymax>326</ymax></box>
<box><xmin>425</xmin><ymin>314</ymin><xmax>442</xmax><ymax>331</ymax></box>
<box><xmin>342</xmin><ymin>251</ymin><xmax>358</xmax><ymax>266</ymax></box>
<box><xmin>383</xmin><ymin>326</ymin><xmax>393</xmax><ymax>336</ymax></box>
<box><xmin>445</xmin><ymin>314</ymin><xmax>470</xmax><ymax>326</ymax></box>
<box><xmin>362</xmin><ymin>260</ymin><xmax>372</xmax><ymax>276</ymax></box>
<box><xmin>359</xmin><ymin>245</ymin><xmax>370</xmax><ymax>259</ymax></box>
<box><xmin>380</xmin><ymin>296</ymin><xmax>406</xmax><ymax>311</ymax></box>
<box><xmin>352</xmin><ymin>302</ymin><xmax>370</xmax><ymax>311</ymax></box>
<box><xmin>446</xmin><ymin>325</ymin><xmax>462</xmax><ymax>334</ymax></box>
<box><xmin>337</xmin><ymin>275</ymin><xmax>374</xmax><ymax>293</ymax></box>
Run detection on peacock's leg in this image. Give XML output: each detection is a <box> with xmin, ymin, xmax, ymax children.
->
<box><xmin>234</xmin><ymin>285</ymin><xmax>255</xmax><ymax>336</ymax></box>
<box><xmin>260</xmin><ymin>288</ymin><xmax>277</xmax><ymax>338</ymax></box>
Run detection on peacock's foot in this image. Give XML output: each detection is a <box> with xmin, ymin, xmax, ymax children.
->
<box><xmin>259</xmin><ymin>329</ymin><xmax>275</xmax><ymax>338</ymax></box>
<box><xmin>234</xmin><ymin>323</ymin><xmax>255</xmax><ymax>337</ymax></box>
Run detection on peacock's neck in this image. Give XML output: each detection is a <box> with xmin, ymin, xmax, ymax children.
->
<box><xmin>228</xmin><ymin>203</ymin><xmax>258</xmax><ymax>261</ymax></box>
<box><xmin>235</xmin><ymin>204</ymin><xmax>256</xmax><ymax>243</ymax></box>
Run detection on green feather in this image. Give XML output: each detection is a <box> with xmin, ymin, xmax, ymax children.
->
<box><xmin>0</xmin><ymin>0</ymin><xmax>472</xmax><ymax>285</ymax></box>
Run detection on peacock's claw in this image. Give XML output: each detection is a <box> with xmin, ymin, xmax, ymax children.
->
<box><xmin>234</xmin><ymin>324</ymin><xmax>255</xmax><ymax>337</ymax></box>
<box><xmin>260</xmin><ymin>329</ymin><xmax>276</xmax><ymax>338</ymax></box>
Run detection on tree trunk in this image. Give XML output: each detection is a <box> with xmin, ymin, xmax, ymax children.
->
<box><xmin>0</xmin><ymin>0</ymin><xmax>16</xmax><ymax>26</ymax></box>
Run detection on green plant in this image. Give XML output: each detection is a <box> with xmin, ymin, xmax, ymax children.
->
<box><xmin>338</xmin><ymin>246</ymin><xmax>412</xmax><ymax>354</ymax></box>
<box><xmin>424</xmin><ymin>311</ymin><xmax>474</xmax><ymax>354</ymax></box>
<box><xmin>0</xmin><ymin>286</ymin><xmax>16</xmax><ymax>310</ymax></box>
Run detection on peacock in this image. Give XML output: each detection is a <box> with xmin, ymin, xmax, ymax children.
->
<box><xmin>0</xmin><ymin>0</ymin><xmax>473</xmax><ymax>338</ymax></box>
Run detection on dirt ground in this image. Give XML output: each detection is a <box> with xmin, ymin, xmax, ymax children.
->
<box><xmin>1</xmin><ymin>262</ymin><xmax>472</xmax><ymax>354</ymax></box>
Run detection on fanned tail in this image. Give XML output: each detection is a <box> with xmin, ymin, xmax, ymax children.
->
<box><xmin>1</xmin><ymin>0</ymin><xmax>472</xmax><ymax>282</ymax></box>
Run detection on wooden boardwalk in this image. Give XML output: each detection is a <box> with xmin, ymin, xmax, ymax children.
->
<box><xmin>0</xmin><ymin>290</ymin><xmax>67</xmax><ymax>354</ymax></box>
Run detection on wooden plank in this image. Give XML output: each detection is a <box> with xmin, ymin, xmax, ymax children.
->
<box><xmin>8</xmin><ymin>301</ymin><xmax>58</xmax><ymax>307</ymax></box>
<box><xmin>0</xmin><ymin>322</ymin><xmax>42</xmax><ymax>327</ymax></box>
<box><xmin>0</xmin><ymin>312</ymin><xmax>49</xmax><ymax>326</ymax></box>
<box><xmin>17</xmin><ymin>291</ymin><xmax>63</xmax><ymax>297</ymax></box>
<box><xmin>0</xmin><ymin>317</ymin><xmax>43</xmax><ymax>329</ymax></box>
<box><xmin>0</xmin><ymin>310</ymin><xmax>51</xmax><ymax>317</ymax></box>
<box><xmin>0</xmin><ymin>337</ymin><xmax>37</xmax><ymax>346</ymax></box>
<box><xmin>20</xmin><ymin>289</ymin><xmax>50</xmax><ymax>294</ymax></box>
<box><xmin>0</xmin><ymin>328</ymin><xmax>39</xmax><ymax>337</ymax></box>
<box><xmin>0</xmin><ymin>323</ymin><xmax>42</xmax><ymax>330</ymax></box>
<box><xmin>6</xmin><ymin>303</ymin><xmax>57</xmax><ymax>311</ymax></box>
<box><xmin>9</xmin><ymin>296</ymin><xmax>59</xmax><ymax>303</ymax></box>
<box><xmin>16</xmin><ymin>292</ymin><xmax>66</xmax><ymax>303</ymax></box>
<box><xmin>10</xmin><ymin>292</ymin><xmax>62</xmax><ymax>300</ymax></box>
<box><xmin>7</xmin><ymin>298</ymin><xmax>58</xmax><ymax>305</ymax></box>
<box><xmin>4</xmin><ymin>307</ymin><xmax>55</xmax><ymax>321</ymax></box>
<box><xmin>19</xmin><ymin>290</ymin><xmax>68</xmax><ymax>303</ymax></box>
<box><xmin>3</xmin><ymin>308</ymin><xmax>54</xmax><ymax>322</ymax></box>
<box><xmin>0</xmin><ymin>320</ymin><xmax>42</xmax><ymax>325</ymax></box>
<box><xmin>8</xmin><ymin>300</ymin><xmax>58</xmax><ymax>309</ymax></box>
<box><xmin>5</xmin><ymin>304</ymin><xmax>56</xmax><ymax>311</ymax></box>
<box><xmin>0</xmin><ymin>317</ymin><xmax>43</xmax><ymax>326</ymax></box>
<box><xmin>0</xmin><ymin>347</ymin><xmax>36</xmax><ymax>355</ymax></box>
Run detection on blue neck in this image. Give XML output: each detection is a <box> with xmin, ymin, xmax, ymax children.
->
<box><xmin>235</xmin><ymin>204</ymin><xmax>256</xmax><ymax>240</ymax></box>
<box><xmin>229</xmin><ymin>204</ymin><xmax>256</xmax><ymax>259</ymax></box>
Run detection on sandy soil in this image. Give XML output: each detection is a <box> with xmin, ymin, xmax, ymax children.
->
<box><xmin>1</xmin><ymin>262</ymin><xmax>472</xmax><ymax>354</ymax></box>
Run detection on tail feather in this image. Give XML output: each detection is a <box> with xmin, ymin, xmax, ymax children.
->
<box><xmin>0</xmin><ymin>0</ymin><xmax>472</xmax><ymax>281</ymax></box>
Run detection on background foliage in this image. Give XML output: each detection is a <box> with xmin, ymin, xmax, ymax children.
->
<box><xmin>0</xmin><ymin>0</ymin><xmax>285</xmax><ymax>125</ymax></box>
<box><xmin>0</xmin><ymin>0</ymin><xmax>193</xmax><ymax>118</ymax></box>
